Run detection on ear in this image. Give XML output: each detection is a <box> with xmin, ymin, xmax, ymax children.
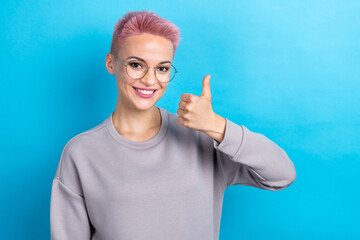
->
<box><xmin>105</xmin><ymin>53</ymin><xmax>116</xmax><ymax>75</ymax></box>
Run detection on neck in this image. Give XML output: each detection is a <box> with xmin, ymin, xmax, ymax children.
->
<box><xmin>112</xmin><ymin>97</ymin><xmax>161</xmax><ymax>136</ymax></box>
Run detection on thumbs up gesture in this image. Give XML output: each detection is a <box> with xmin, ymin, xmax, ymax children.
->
<box><xmin>177</xmin><ymin>75</ymin><xmax>226</xmax><ymax>143</ymax></box>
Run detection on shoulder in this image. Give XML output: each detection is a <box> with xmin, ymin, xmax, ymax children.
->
<box><xmin>61</xmin><ymin>118</ymin><xmax>108</xmax><ymax>158</ymax></box>
<box><xmin>54</xmin><ymin>118</ymin><xmax>108</xmax><ymax>188</ymax></box>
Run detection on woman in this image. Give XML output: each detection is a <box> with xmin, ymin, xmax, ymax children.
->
<box><xmin>50</xmin><ymin>10</ymin><xmax>296</xmax><ymax>240</ymax></box>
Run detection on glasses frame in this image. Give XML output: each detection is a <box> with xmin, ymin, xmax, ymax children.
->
<box><xmin>111</xmin><ymin>53</ymin><xmax>178</xmax><ymax>83</ymax></box>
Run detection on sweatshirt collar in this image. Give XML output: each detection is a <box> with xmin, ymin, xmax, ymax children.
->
<box><xmin>106</xmin><ymin>106</ymin><xmax>169</xmax><ymax>149</ymax></box>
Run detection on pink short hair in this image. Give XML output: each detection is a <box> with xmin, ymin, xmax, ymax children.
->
<box><xmin>110</xmin><ymin>10</ymin><xmax>182</xmax><ymax>57</ymax></box>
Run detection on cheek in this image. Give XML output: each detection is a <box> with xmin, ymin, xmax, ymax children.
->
<box><xmin>116</xmin><ymin>74</ymin><xmax>134</xmax><ymax>86</ymax></box>
<box><xmin>117</xmin><ymin>72</ymin><xmax>130</xmax><ymax>82</ymax></box>
<box><xmin>116</xmin><ymin>77</ymin><xmax>134</xmax><ymax>94</ymax></box>
<box><xmin>160</xmin><ymin>83</ymin><xmax>169</xmax><ymax>90</ymax></box>
<box><xmin>156</xmin><ymin>85</ymin><xmax>168</xmax><ymax>97</ymax></box>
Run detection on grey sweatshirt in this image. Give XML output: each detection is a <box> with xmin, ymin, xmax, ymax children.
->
<box><xmin>50</xmin><ymin>106</ymin><xmax>296</xmax><ymax>240</ymax></box>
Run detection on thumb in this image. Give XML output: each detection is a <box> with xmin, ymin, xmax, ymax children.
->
<box><xmin>200</xmin><ymin>75</ymin><xmax>211</xmax><ymax>100</ymax></box>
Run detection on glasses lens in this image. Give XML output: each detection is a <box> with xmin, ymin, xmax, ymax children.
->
<box><xmin>126</xmin><ymin>60</ymin><xmax>177</xmax><ymax>82</ymax></box>
<box><xmin>156</xmin><ymin>64</ymin><xmax>176</xmax><ymax>82</ymax></box>
<box><xmin>126</xmin><ymin>61</ymin><xmax>147</xmax><ymax>79</ymax></box>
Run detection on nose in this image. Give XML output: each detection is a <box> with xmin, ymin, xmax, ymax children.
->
<box><xmin>140</xmin><ymin>67</ymin><xmax>158</xmax><ymax>86</ymax></box>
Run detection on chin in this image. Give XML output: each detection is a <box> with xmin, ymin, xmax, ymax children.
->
<box><xmin>132</xmin><ymin>100</ymin><xmax>158</xmax><ymax>111</ymax></box>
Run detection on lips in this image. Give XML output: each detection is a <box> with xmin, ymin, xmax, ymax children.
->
<box><xmin>132</xmin><ymin>86</ymin><xmax>157</xmax><ymax>98</ymax></box>
<box><xmin>132</xmin><ymin>86</ymin><xmax>157</xmax><ymax>91</ymax></box>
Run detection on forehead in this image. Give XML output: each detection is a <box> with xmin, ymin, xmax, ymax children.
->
<box><xmin>119</xmin><ymin>33</ymin><xmax>173</xmax><ymax>63</ymax></box>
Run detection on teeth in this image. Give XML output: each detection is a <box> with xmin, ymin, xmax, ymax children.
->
<box><xmin>135</xmin><ymin>88</ymin><xmax>155</xmax><ymax>95</ymax></box>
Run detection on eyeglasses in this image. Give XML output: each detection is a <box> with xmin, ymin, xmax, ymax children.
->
<box><xmin>111</xmin><ymin>53</ymin><xmax>178</xmax><ymax>83</ymax></box>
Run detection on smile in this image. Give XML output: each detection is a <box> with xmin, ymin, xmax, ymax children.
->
<box><xmin>133</xmin><ymin>87</ymin><xmax>155</xmax><ymax>94</ymax></box>
<box><xmin>132</xmin><ymin>86</ymin><xmax>157</xmax><ymax>98</ymax></box>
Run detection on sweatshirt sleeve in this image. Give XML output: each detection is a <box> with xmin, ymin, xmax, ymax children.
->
<box><xmin>50</xmin><ymin>143</ymin><xmax>92</xmax><ymax>239</ymax></box>
<box><xmin>213</xmin><ymin>118</ymin><xmax>297</xmax><ymax>191</ymax></box>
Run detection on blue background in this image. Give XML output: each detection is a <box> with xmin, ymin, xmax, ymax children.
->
<box><xmin>1</xmin><ymin>0</ymin><xmax>359</xmax><ymax>239</ymax></box>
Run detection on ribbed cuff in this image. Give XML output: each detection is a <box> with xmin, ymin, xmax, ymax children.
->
<box><xmin>213</xmin><ymin>118</ymin><xmax>244</xmax><ymax>159</ymax></box>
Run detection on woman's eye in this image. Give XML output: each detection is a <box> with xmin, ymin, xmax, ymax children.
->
<box><xmin>129</xmin><ymin>62</ymin><xmax>142</xmax><ymax>68</ymax></box>
<box><xmin>158</xmin><ymin>66</ymin><xmax>169</xmax><ymax>72</ymax></box>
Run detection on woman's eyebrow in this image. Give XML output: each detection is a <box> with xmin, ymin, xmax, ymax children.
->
<box><xmin>126</xmin><ymin>56</ymin><xmax>172</xmax><ymax>64</ymax></box>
